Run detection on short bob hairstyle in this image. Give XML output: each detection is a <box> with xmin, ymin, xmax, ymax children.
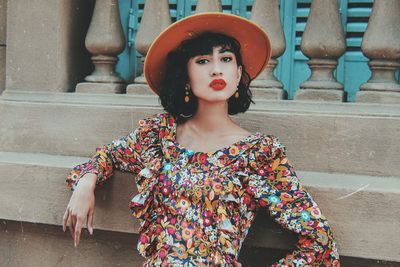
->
<box><xmin>159</xmin><ymin>32</ymin><xmax>254</xmax><ymax>123</ymax></box>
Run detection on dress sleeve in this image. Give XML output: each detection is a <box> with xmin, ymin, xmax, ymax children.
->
<box><xmin>66</xmin><ymin>115</ymin><xmax>161</xmax><ymax>191</ymax></box>
<box><xmin>251</xmin><ymin>136</ymin><xmax>340</xmax><ymax>267</ymax></box>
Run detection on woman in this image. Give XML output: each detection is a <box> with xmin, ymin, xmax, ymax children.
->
<box><xmin>63</xmin><ymin>13</ymin><xmax>340</xmax><ymax>266</ymax></box>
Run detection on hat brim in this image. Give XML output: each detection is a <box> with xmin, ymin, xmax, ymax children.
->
<box><xmin>144</xmin><ymin>12</ymin><xmax>271</xmax><ymax>95</ymax></box>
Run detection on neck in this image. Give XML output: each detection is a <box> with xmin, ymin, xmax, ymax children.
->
<box><xmin>188</xmin><ymin>100</ymin><xmax>232</xmax><ymax>133</ymax></box>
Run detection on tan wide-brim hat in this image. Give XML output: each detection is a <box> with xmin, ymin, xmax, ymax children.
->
<box><xmin>144</xmin><ymin>12</ymin><xmax>271</xmax><ymax>95</ymax></box>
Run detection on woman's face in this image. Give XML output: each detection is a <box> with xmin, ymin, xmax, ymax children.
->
<box><xmin>187</xmin><ymin>46</ymin><xmax>242</xmax><ymax>103</ymax></box>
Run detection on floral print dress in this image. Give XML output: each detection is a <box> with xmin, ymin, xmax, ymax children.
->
<box><xmin>67</xmin><ymin>112</ymin><xmax>340</xmax><ymax>267</ymax></box>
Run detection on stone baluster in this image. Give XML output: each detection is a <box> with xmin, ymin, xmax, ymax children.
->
<box><xmin>127</xmin><ymin>0</ymin><xmax>172</xmax><ymax>95</ymax></box>
<box><xmin>357</xmin><ymin>0</ymin><xmax>400</xmax><ymax>104</ymax></box>
<box><xmin>295</xmin><ymin>0</ymin><xmax>346</xmax><ymax>102</ymax></box>
<box><xmin>76</xmin><ymin>0</ymin><xmax>126</xmax><ymax>94</ymax></box>
<box><xmin>250</xmin><ymin>0</ymin><xmax>286</xmax><ymax>99</ymax></box>
<box><xmin>195</xmin><ymin>0</ymin><xmax>222</xmax><ymax>13</ymax></box>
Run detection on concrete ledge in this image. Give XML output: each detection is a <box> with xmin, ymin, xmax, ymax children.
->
<box><xmin>2</xmin><ymin>90</ymin><xmax>400</xmax><ymax>117</ymax></box>
<box><xmin>1</xmin><ymin>93</ymin><xmax>400</xmax><ymax>177</ymax></box>
<box><xmin>0</xmin><ymin>152</ymin><xmax>399</xmax><ymax>262</ymax></box>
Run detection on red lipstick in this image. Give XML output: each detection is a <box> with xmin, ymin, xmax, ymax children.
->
<box><xmin>209</xmin><ymin>79</ymin><xmax>226</xmax><ymax>90</ymax></box>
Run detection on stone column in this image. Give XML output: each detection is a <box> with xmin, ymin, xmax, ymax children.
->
<box><xmin>126</xmin><ymin>0</ymin><xmax>172</xmax><ymax>95</ymax></box>
<box><xmin>357</xmin><ymin>0</ymin><xmax>400</xmax><ymax>104</ymax></box>
<box><xmin>250</xmin><ymin>0</ymin><xmax>286</xmax><ymax>100</ymax></box>
<box><xmin>0</xmin><ymin>0</ymin><xmax>6</xmax><ymax>94</ymax></box>
<box><xmin>195</xmin><ymin>0</ymin><xmax>222</xmax><ymax>13</ymax></box>
<box><xmin>295</xmin><ymin>0</ymin><xmax>346</xmax><ymax>102</ymax></box>
<box><xmin>76</xmin><ymin>0</ymin><xmax>126</xmax><ymax>94</ymax></box>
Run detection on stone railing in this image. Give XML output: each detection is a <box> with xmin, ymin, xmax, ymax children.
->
<box><xmin>77</xmin><ymin>0</ymin><xmax>400</xmax><ymax>104</ymax></box>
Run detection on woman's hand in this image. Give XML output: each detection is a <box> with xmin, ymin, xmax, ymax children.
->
<box><xmin>62</xmin><ymin>173</ymin><xmax>97</xmax><ymax>247</ymax></box>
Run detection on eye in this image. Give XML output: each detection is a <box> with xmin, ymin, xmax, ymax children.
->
<box><xmin>195</xmin><ymin>58</ymin><xmax>209</xmax><ymax>64</ymax></box>
<box><xmin>222</xmin><ymin>56</ymin><xmax>233</xmax><ymax>62</ymax></box>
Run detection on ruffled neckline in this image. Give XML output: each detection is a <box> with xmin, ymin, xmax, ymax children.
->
<box><xmin>160</xmin><ymin>113</ymin><xmax>263</xmax><ymax>170</ymax></box>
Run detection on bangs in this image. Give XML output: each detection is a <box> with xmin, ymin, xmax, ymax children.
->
<box><xmin>178</xmin><ymin>32</ymin><xmax>242</xmax><ymax>61</ymax></box>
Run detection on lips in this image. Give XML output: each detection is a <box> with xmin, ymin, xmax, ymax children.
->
<box><xmin>209</xmin><ymin>79</ymin><xmax>226</xmax><ymax>90</ymax></box>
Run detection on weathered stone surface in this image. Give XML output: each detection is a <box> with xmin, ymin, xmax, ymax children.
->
<box><xmin>0</xmin><ymin>0</ymin><xmax>6</xmax><ymax>44</ymax></box>
<box><xmin>5</xmin><ymin>0</ymin><xmax>93</xmax><ymax>92</ymax></box>
<box><xmin>133</xmin><ymin>0</ymin><xmax>171</xmax><ymax>84</ymax></box>
<box><xmin>250</xmin><ymin>86</ymin><xmax>285</xmax><ymax>100</ymax></box>
<box><xmin>80</xmin><ymin>0</ymin><xmax>125</xmax><ymax>87</ymax></box>
<box><xmin>250</xmin><ymin>0</ymin><xmax>285</xmax><ymax>89</ymax></box>
<box><xmin>1</xmin><ymin>220</ymin><xmax>398</xmax><ymax>266</ymax></box>
<box><xmin>0</xmin><ymin>0</ymin><xmax>5</xmax><ymax>94</ymax></box>
<box><xmin>2</xmin><ymin>95</ymin><xmax>399</xmax><ymax>177</ymax></box>
<box><xmin>299</xmin><ymin>0</ymin><xmax>345</xmax><ymax>94</ymax></box>
<box><xmin>295</xmin><ymin>88</ymin><xmax>344</xmax><ymax>101</ymax></box>
<box><xmin>0</xmin><ymin>157</ymin><xmax>399</xmax><ymax>261</ymax></box>
<box><xmin>360</xmin><ymin>1</ymin><xmax>400</xmax><ymax>94</ymax></box>
<box><xmin>126</xmin><ymin>83</ymin><xmax>155</xmax><ymax>95</ymax></box>
<box><xmin>357</xmin><ymin>90</ymin><xmax>400</xmax><ymax>104</ymax></box>
<box><xmin>0</xmin><ymin>220</ymin><xmax>143</xmax><ymax>267</ymax></box>
<box><xmin>0</xmin><ymin>159</ymin><xmax>140</xmax><ymax>233</ymax></box>
<box><xmin>76</xmin><ymin>82</ymin><xmax>126</xmax><ymax>94</ymax></box>
<box><xmin>0</xmin><ymin>47</ymin><xmax>5</xmax><ymax>94</ymax></box>
<box><xmin>195</xmin><ymin>0</ymin><xmax>222</xmax><ymax>13</ymax></box>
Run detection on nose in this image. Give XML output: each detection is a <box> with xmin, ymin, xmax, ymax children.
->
<box><xmin>210</xmin><ymin>61</ymin><xmax>223</xmax><ymax>77</ymax></box>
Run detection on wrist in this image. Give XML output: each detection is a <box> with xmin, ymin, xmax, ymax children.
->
<box><xmin>77</xmin><ymin>173</ymin><xmax>97</xmax><ymax>191</ymax></box>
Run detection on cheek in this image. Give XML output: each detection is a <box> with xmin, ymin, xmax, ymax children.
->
<box><xmin>187</xmin><ymin>64</ymin><xmax>202</xmax><ymax>84</ymax></box>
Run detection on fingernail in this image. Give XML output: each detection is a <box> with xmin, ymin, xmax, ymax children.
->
<box><xmin>89</xmin><ymin>228</ymin><xmax>93</xmax><ymax>235</ymax></box>
<box><xmin>74</xmin><ymin>242</ymin><xmax>77</xmax><ymax>247</ymax></box>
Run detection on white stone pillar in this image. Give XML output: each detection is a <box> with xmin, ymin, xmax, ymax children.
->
<box><xmin>357</xmin><ymin>0</ymin><xmax>400</xmax><ymax>104</ymax></box>
<box><xmin>76</xmin><ymin>0</ymin><xmax>126</xmax><ymax>94</ymax></box>
<box><xmin>195</xmin><ymin>0</ymin><xmax>222</xmax><ymax>13</ymax></box>
<box><xmin>295</xmin><ymin>0</ymin><xmax>346</xmax><ymax>102</ymax></box>
<box><xmin>250</xmin><ymin>0</ymin><xmax>286</xmax><ymax>100</ymax></box>
<box><xmin>126</xmin><ymin>0</ymin><xmax>171</xmax><ymax>95</ymax></box>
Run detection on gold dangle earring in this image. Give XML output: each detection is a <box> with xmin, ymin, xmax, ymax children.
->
<box><xmin>234</xmin><ymin>83</ymin><xmax>240</xmax><ymax>98</ymax></box>
<box><xmin>184</xmin><ymin>84</ymin><xmax>190</xmax><ymax>103</ymax></box>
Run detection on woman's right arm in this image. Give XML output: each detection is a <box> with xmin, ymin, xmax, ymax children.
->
<box><xmin>62</xmin><ymin>114</ymin><xmax>161</xmax><ymax>246</ymax></box>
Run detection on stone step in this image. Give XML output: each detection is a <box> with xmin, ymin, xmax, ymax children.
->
<box><xmin>1</xmin><ymin>220</ymin><xmax>398</xmax><ymax>267</ymax></box>
<box><xmin>1</xmin><ymin>92</ymin><xmax>400</xmax><ymax>177</ymax></box>
<box><xmin>0</xmin><ymin>151</ymin><xmax>399</xmax><ymax>262</ymax></box>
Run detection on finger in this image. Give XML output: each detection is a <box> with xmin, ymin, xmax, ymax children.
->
<box><xmin>87</xmin><ymin>211</ymin><xmax>94</xmax><ymax>235</ymax></box>
<box><xmin>68</xmin><ymin>219</ymin><xmax>75</xmax><ymax>241</ymax></box>
<box><xmin>74</xmin><ymin>216</ymin><xmax>83</xmax><ymax>247</ymax></box>
<box><xmin>62</xmin><ymin>208</ymin><xmax>70</xmax><ymax>232</ymax></box>
<box><xmin>71</xmin><ymin>212</ymin><xmax>77</xmax><ymax>232</ymax></box>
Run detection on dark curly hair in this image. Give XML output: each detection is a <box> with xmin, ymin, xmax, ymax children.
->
<box><xmin>159</xmin><ymin>32</ymin><xmax>254</xmax><ymax>123</ymax></box>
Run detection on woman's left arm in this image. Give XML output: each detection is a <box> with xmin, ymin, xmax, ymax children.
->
<box><xmin>253</xmin><ymin>137</ymin><xmax>340</xmax><ymax>266</ymax></box>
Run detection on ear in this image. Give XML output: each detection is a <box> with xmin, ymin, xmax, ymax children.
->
<box><xmin>237</xmin><ymin>65</ymin><xmax>242</xmax><ymax>84</ymax></box>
